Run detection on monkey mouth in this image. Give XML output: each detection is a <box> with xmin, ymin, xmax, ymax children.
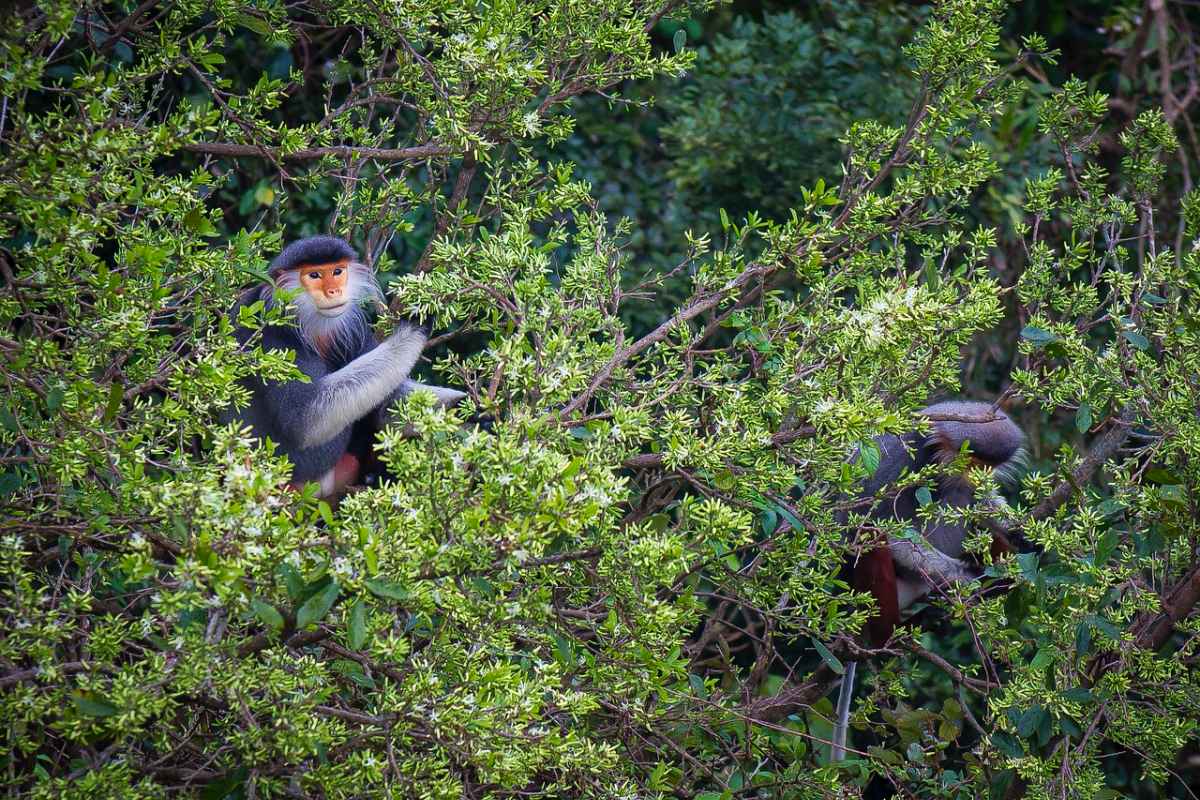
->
<box><xmin>316</xmin><ymin>302</ymin><xmax>349</xmax><ymax>316</ymax></box>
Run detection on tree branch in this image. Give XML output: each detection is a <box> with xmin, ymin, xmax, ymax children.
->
<box><xmin>181</xmin><ymin>142</ymin><xmax>452</xmax><ymax>162</ymax></box>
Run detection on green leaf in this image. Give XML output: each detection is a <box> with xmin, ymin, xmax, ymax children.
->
<box><xmin>1015</xmin><ymin>551</ymin><xmax>1039</xmax><ymax>581</ymax></box>
<box><xmin>1020</xmin><ymin>326</ymin><xmax>1057</xmax><ymax>347</ymax></box>
<box><xmin>296</xmin><ymin>580</ymin><xmax>339</xmax><ymax>630</ymax></box>
<box><xmin>1094</xmin><ymin>528</ymin><xmax>1119</xmax><ymax>566</ymax></box>
<box><xmin>72</xmin><ymin>693</ymin><xmax>119</xmax><ymax>717</ymax></box>
<box><xmin>672</xmin><ymin>28</ymin><xmax>686</xmax><ymax>53</ymax></box>
<box><xmin>365</xmin><ymin>578</ymin><xmax>409</xmax><ymax>602</ymax></box>
<box><xmin>102</xmin><ymin>381</ymin><xmax>124</xmax><ymax>423</ymax></box>
<box><xmin>280</xmin><ymin>563</ymin><xmax>305</xmax><ymax>600</ymax></box>
<box><xmin>251</xmin><ymin>598</ymin><xmax>284</xmax><ymax>633</ymax></box>
<box><xmin>183</xmin><ymin>206</ymin><xmax>219</xmax><ymax>237</ymax></box>
<box><xmin>1016</xmin><ymin>705</ymin><xmax>1045</xmax><ymax>738</ymax></box>
<box><xmin>991</xmin><ymin>732</ymin><xmax>1024</xmax><ymax>758</ymax></box>
<box><xmin>348</xmin><ymin>599</ymin><xmax>367</xmax><ymax>649</ymax></box>
<box><xmin>915</xmin><ymin>486</ymin><xmax>933</xmax><ymax>507</ymax></box>
<box><xmin>1075</xmin><ymin>402</ymin><xmax>1092</xmax><ymax>433</ymax></box>
<box><xmin>317</xmin><ymin>500</ymin><xmax>334</xmax><ymax>527</ymax></box>
<box><xmin>858</xmin><ymin>440</ymin><xmax>880</xmax><ymax>476</ymax></box>
<box><xmin>1075</xmin><ymin>621</ymin><xmax>1093</xmax><ymax>655</ymax></box>
<box><xmin>1029</xmin><ymin>647</ymin><xmax>1053</xmax><ymax>670</ymax></box>
<box><xmin>1061</xmin><ymin>687</ymin><xmax>1093</xmax><ymax>703</ymax></box>
<box><xmin>810</xmin><ymin>637</ymin><xmax>844</xmax><ymax>674</ymax></box>
<box><xmin>236</xmin><ymin>13</ymin><xmax>274</xmax><ymax>35</ymax></box>
<box><xmin>760</xmin><ymin>507</ymin><xmax>778</xmax><ymax>537</ymax></box>
<box><xmin>990</xmin><ymin>769</ymin><xmax>1016</xmax><ymax>800</ymax></box>
<box><xmin>1144</xmin><ymin>467</ymin><xmax>1180</xmax><ymax>485</ymax></box>
<box><xmin>1121</xmin><ymin>330</ymin><xmax>1149</xmax><ymax>350</ymax></box>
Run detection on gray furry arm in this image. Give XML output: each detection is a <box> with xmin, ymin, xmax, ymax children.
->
<box><xmin>888</xmin><ymin>537</ymin><xmax>975</xmax><ymax>586</ymax></box>
<box><xmin>298</xmin><ymin>325</ymin><xmax>428</xmax><ymax>448</ymax></box>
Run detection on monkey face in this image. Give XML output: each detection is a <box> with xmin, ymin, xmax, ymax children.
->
<box><xmin>296</xmin><ymin>260</ymin><xmax>353</xmax><ymax>315</ymax></box>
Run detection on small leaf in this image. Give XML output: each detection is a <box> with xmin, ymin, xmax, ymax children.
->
<box><xmin>251</xmin><ymin>598</ymin><xmax>284</xmax><ymax>633</ymax></box>
<box><xmin>1075</xmin><ymin>621</ymin><xmax>1093</xmax><ymax>655</ymax></box>
<box><xmin>348</xmin><ymin>599</ymin><xmax>367</xmax><ymax>649</ymax></box>
<box><xmin>1016</xmin><ymin>551</ymin><xmax>1040</xmax><ymax>581</ymax></box>
<box><xmin>858</xmin><ymin>440</ymin><xmax>880</xmax><ymax>476</ymax></box>
<box><xmin>102</xmin><ymin>381</ymin><xmax>124</xmax><ymax>423</ymax></box>
<box><xmin>1094</xmin><ymin>528</ymin><xmax>1119</xmax><ymax>566</ymax></box>
<box><xmin>1061</xmin><ymin>687</ymin><xmax>1093</xmax><ymax>703</ymax></box>
<box><xmin>280</xmin><ymin>563</ymin><xmax>305</xmax><ymax>600</ymax></box>
<box><xmin>810</xmin><ymin>637</ymin><xmax>844</xmax><ymax>675</ymax></box>
<box><xmin>1121</xmin><ymin>330</ymin><xmax>1149</xmax><ymax>350</ymax></box>
<box><xmin>1029</xmin><ymin>647</ymin><xmax>1053</xmax><ymax>670</ymax></box>
<box><xmin>991</xmin><ymin>732</ymin><xmax>1024</xmax><ymax>758</ymax></box>
<box><xmin>915</xmin><ymin>486</ymin><xmax>933</xmax><ymax>507</ymax></box>
<box><xmin>1075</xmin><ymin>403</ymin><xmax>1092</xmax><ymax>433</ymax></box>
<box><xmin>317</xmin><ymin>500</ymin><xmax>334</xmax><ymax>527</ymax></box>
<box><xmin>296</xmin><ymin>580</ymin><xmax>339</xmax><ymax>629</ymax></box>
<box><xmin>183</xmin><ymin>206</ymin><xmax>219</xmax><ymax>237</ymax></box>
<box><xmin>72</xmin><ymin>693</ymin><xmax>119</xmax><ymax>717</ymax></box>
<box><xmin>1159</xmin><ymin>484</ymin><xmax>1187</xmax><ymax>506</ymax></box>
<box><xmin>760</xmin><ymin>507</ymin><xmax>779</xmax><ymax>537</ymax></box>
<box><xmin>1020</xmin><ymin>326</ymin><xmax>1057</xmax><ymax>347</ymax></box>
<box><xmin>672</xmin><ymin>28</ymin><xmax>686</xmax><ymax>53</ymax></box>
<box><xmin>1016</xmin><ymin>705</ymin><xmax>1044</xmax><ymax>738</ymax></box>
<box><xmin>236</xmin><ymin>12</ymin><xmax>274</xmax><ymax>35</ymax></box>
<box><xmin>990</xmin><ymin>769</ymin><xmax>1016</xmax><ymax>800</ymax></box>
<box><xmin>365</xmin><ymin>578</ymin><xmax>409</xmax><ymax>601</ymax></box>
<box><xmin>1144</xmin><ymin>467</ymin><xmax>1180</xmax><ymax>485</ymax></box>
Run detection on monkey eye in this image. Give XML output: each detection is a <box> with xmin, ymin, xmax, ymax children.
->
<box><xmin>332</xmin><ymin>267</ymin><xmax>343</xmax><ymax>276</ymax></box>
<box><xmin>308</xmin><ymin>271</ymin><xmax>321</xmax><ymax>280</ymax></box>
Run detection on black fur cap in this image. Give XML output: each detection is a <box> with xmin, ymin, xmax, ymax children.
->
<box><xmin>268</xmin><ymin>236</ymin><xmax>358</xmax><ymax>277</ymax></box>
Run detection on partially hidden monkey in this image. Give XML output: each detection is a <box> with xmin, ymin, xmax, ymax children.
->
<box><xmin>225</xmin><ymin>236</ymin><xmax>465</xmax><ymax>498</ymax></box>
<box><xmin>831</xmin><ymin>400</ymin><xmax>1026</xmax><ymax>761</ymax></box>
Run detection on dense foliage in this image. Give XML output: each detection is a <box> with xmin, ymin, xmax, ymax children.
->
<box><xmin>2</xmin><ymin>1</ymin><xmax>1200</xmax><ymax>798</ymax></box>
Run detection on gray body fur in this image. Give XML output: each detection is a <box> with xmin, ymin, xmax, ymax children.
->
<box><xmin>226</xmin><ymin>309</ymin><xmax>429</xmax><ymax>484</ymax></box>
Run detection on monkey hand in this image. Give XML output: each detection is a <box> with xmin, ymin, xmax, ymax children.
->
<box><xmin>381</xmin><ymin>321</ymin><xmax>429</xmax><ymax>356</ymax></box>
<box><xmin>889</xmin><ymin>537</ymin><xmax>978</xmax><ymax>588</ymax></box>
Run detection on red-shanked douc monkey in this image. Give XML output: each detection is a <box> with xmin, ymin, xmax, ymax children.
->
<box><xmin>224</xmin><ymin>236</ymin><xmax>465</xmax><ymax>498</ymax></box>
<box><xmin>832</xmin><ymin>400</ymin><xmax>1026</xmax><ymax>760</ymax></box>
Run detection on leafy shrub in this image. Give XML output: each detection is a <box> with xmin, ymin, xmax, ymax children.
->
<box><xmin>2</xmin><ymin>1</ymin><xmax>1199</xmax><ymax>798</ymax></box>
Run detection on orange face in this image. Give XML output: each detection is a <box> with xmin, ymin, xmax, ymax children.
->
<box><xmin>296</xmin><ymin>259</ymin><xmax>351</xmax><ymax>314</ymax></box>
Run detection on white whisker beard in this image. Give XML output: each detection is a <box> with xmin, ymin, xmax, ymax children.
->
<box><xmin>271</xmin><ymin>262</ymin><xmax>384</xmax><ymax>361</ymax></box>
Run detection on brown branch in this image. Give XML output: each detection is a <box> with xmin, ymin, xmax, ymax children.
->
<box><xmin>1028</xmin><ymin>408</ymin><xmax>1135</xmax><ymax>521</ymax></box>
<box><xmin>411</xmin><ymin>152</ymin><xmax>479</xmax><ymax>277</ymax></box>
<box><xmin>98</xmin><ymin>0</ymin><xmax>159</xmax><ymax>53</ymax></box>
<box><xmin>1134</xmin><ymin>564</ymin><xmax>1200</xmax><ymax>650</ymax></box>
<box><xmin>0</xmin><ymin>661</ymin><xmax>108</xmax><ymax>689</ymax></box>
<box><xmin>558</xmin><ymin>266</ymin><xmax>770</xmax><ymax>420</ymax></box>
<box><xmin>181</xmin><ymin>142</ymin><xmax>452</xmax><ymax>162</ymax></box>
<box><xmin>237</xmin><ymin>627</ymin><xmax>330</xmax><ymax>658</ymax></box>
<box><xmin>741</xmin><ymin>663</ymin><xmax>838</xmax><ymax>724</ymax></box>
<box><xmin>418</xmin><ymin>546</ymin><xmax>602</xmax><ymax>580</ymax></box>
